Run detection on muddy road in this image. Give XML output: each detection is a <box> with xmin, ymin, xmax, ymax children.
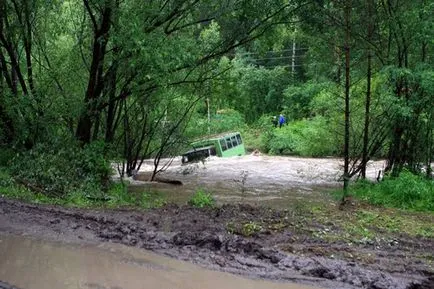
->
<box><xmin>0</xmin><ymin>198</ymin><xmax>432</xmax><ymax>289</ymax></box>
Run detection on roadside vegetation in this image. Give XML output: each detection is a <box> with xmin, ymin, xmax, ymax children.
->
<box><xmin>0</xmin><ymin>166</ymin><xmax>166</xmax><ymax>209</ymax></box>
<box><xmin>188</xmin><ymin>190</ymin><xmax>215</xmax><ymax>208</ymax></box>
<box><xmin>349</xmin><ymin>171</ymin><xmax>434</xmax><ymax>212</ymax></box>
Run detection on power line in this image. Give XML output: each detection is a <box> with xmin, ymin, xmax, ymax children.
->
<box><xmin>252</xmin><ymin>55</ymin><xmax>305</xmax><ymax>61</ymax></box>
<box><xmin>238</xmin><ymin>48</ymin><xmax>309</xmax><ymax>56</ymax></box>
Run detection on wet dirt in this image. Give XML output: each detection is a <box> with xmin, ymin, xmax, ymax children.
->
<box><xmin>0</xmin><ymin>198</ymin><xmax>432</xmax><ymax>289</ymax></box>
<box><xmin>0</xmin><ymin>234</ymin><xmax>319</xmax><ymax>289</ymax></box>
<box><xmin>127</xmin><ymin>155</ymin><xmax>386</xmax><ymax>208</ymax></box>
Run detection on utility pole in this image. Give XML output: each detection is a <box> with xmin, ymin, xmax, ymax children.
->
<box><xmin>207</xmin><ymin>97</ymin><xmax>211</xmax><ymax>134</ymax></box>
<box><xmin>292</xmin><ymin>29</ymin><xmax>296</xmax><ymax>81</ymax></box>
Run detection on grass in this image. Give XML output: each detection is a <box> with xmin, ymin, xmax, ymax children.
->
<box><xmin>301</xmin><ymin>203</ymin><xmax>434</xmax><ymax>243</ymax></box>
<box><xmin>188</xmin><ymin>189</ymin><xmax>215</xmax><ymax>208</ymax></box>
<box><xmin>0</xmin><ymin>168</ymin><xmax>166</xmax><ymax>209</ymax></box>
<box><xmin>349</xmin><ymin>171</ymin><xmax>434</xmax><ymax>212</ymax></box>
<box><xmin>226</xmin><ymin>221</ymin><xmax>263</xmax><ymax>237</ymax></box>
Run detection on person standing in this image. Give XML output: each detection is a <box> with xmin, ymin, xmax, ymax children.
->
<box><xmin>278</xmin><ymin>114</ymin><xmax>286</xmax><ymax>128</ymax></box>
<box><xmin>271</xmin><ymin>116</ymin><xmax>278</xmax><ymax>128</ymax></box>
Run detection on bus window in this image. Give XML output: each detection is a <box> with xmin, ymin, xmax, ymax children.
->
<box><xmin>231</xmin><ymin>136</ymin><xmax>238</xmax><ymax>147</ymax></box>
<box><xmin>226</xmin><ymin>138</ymin><xmax>233</xmax><ymax>149</ymax></box>
<box><xmin>220</xmin><ymin>139</ymin><xmax>227</xmax><ymax>151</ymax></box>
<box><xmin>236</xmin><ymin>134</ymin><xmax>242</xmax><ymax>144</ymax></box>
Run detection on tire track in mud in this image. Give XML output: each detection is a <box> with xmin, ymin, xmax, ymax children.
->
<box><xmin>0</xmin><ymin>198</ymin><xmax>432</xmax><ymax>289</ymax></box>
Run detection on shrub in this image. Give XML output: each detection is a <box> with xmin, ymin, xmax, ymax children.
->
<box><xmin>188</xmin><ymin>189</ymin><xmax>215</xmax><ymax>208</ymax></box>
<box><xmin>241</xmin><ymin>221</ymin><xmax>262</xmax><ymax>236</ymax></box>
<box><xmin>351</xmin><ymin>171</ymin><xmax>434</xmax><ymax>212</ymax></box>
<box><xmin>289</xmin><ymin>117</ymin><xmax>341</xmax><ymax>157</ymax></box>
<box><xmin>10</xmin><ymin>140</ymin><xmax>113</xmax><ymax>199</ymax></box>
<box><xmin>264</xmin><ymin>117</ymin><xmax>341</xmax><ymax>156</ymax></box>
<box><xmin>0</xmin><ymin>147</ymin><xmax>15</xmax><ymax>167</ymax></box>
<box><xmin>268</xmin><ymin>126</ymin><xmax>295</xmax><ymax>155</ymax></box>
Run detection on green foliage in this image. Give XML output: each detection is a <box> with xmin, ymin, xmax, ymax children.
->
<box><xmin>0</xmin><ymin>147</ymin><xmax>15</xmax><ymax>167</ymax></box>
<box><xmin>0</xmin><ymin>168</ymin><xmax>62</xmax><ymax>205</ymax></box>
<box><xmin>283</xmin><ymin>81</ymin><xmax>331</xmax><ymax>120</ymax></box>
<box><xmin>267</xmin><ymin>125</ymin><xmax>295</xmax><ymax>155</ymax></box>
<box><xmin>0</xmin><ymin>168</ymin><xmax>15</xmax><ymax>188</ymax></box>
<box><xmin>351</xmin><ymin>171</ymin><xmax>434</xmax><ymax>212</ymax></box>
<box><xmin>241</xmin><ymin>128</ymin><xmax>267</xmax><ymax>152</ymax></box>
<box><xmin>212</xmin><ymin>58</ymin><xmax>291</xmax><ymax>124</ymax></box>
<box><xmin>226</xmin><ymin>220</ymin><xmax>263</xmax><ymax>237</ymax></box>
<box><xmin>288</xmin><ymin>117</ymin><xmax>341</xmax><ymax>156</ymax></box>
<box><xmin>0</xmin><ymin>166</ymin><xmax>166</xmax><ymax>209</ymax></box>
<box><xmin>251</xmin><ymin>117</ymin><xmax>341</xmax><ymax>156</ymax></box>
<box><xmin>10</xmin><ymin>140</ymin><xmax>113</xmax><ymax>198</ymax></box>
<box><xmin>188</xmin><ymin>189</ymin><xmax>215</xmax><ymax>208</ymax></box>
<box><xmin>106</xmin><ymin>184</ymin><xmax>166</xmax><ymax>209</ymax></box>
<box><xmin>210</xmin><ymin>109</ymin><xmax>247</xmax><ymax>134</ymax></box>
<box><xmin>241</xmin><ymin>114</ymin><xmax>275</xmax><ymax>152</ymax></box>
<box><xmin>242</xmin><ymin>221</ymin><xmax>263</xmax><ymax>237</ymax></box>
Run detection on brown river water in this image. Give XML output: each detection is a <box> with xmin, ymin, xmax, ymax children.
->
<box><xmin>127</xmin><ymin>155</ymin><xmax>385</xmax><ymax>208</ymax></box>
<box><xmin>0</xmin><ymin>234</ymin><xmax>320</xmax><ymax>289</ymax></box>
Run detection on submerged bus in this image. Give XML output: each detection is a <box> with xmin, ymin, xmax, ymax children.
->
<box><xmin>181</xmin><ymin>132</ymin><xmax>246</xmax><ymax>163</ymax></box>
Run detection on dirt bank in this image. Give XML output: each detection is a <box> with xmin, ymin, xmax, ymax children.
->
<box><xmin>0</xmin><ymin>198</ymin><xmax>432</xmax><ymax>289</ymax></box>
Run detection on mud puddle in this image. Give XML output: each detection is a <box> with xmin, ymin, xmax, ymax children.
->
<box><xmin>1</xmin><ymin>198</ymin><xmax>432</xmax><ymax>289</ymax></box>
<box><xmin>0</xmin><ymin>234</ymin><xmax>319</xmax><ymax>289</ymax></box>
<box><xmin>127</xmin><ymin>156</ymin><xmax>385</xmax><ymax>208</ymax></box>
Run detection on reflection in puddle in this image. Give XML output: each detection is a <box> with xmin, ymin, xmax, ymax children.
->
<box><xmin>0</xmin><ymin>234</ymin><xmax>320</xmax><ymax>289</ymax></box>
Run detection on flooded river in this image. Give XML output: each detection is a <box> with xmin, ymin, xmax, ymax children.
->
<box><xmin>127</xmin><ymin>155</ymin><xmax>385</xmax><ymax>208</ymax></box>
<box><xmin>0</xmin><ymin>234</ymin><xmax>320</xmax><ymax>289</ymax></box>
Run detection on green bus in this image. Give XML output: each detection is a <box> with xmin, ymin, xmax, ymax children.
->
<box><xmin>181</xmin><ymin>132</ymin><xmax>246</xmax><ymax>163</ymax></box>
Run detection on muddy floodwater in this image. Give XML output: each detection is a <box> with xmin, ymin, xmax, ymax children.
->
<box><xmin>128</xmin><ymin>155</ymin><xmax>386</xmax><ymax>208</ymax></box>
<box><xmin>0</xmin><ymin>234</ymin><xmax>319</xmax><ymax>289</ymax></box>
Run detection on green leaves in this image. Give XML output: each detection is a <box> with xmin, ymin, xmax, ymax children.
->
<box><xmin>188</xmin><ymin>189</ymin><xmax>215</xmax><ymax>208</ymax></box>
<box><xmin>351</xmin><ymin>171</ymin><xmax>434</xmax><ymax>212</ymax></box>
<box><xmin>9</xmin><ymin>140</ymin><xmax>113</xmax><ymax>198</ymax></box>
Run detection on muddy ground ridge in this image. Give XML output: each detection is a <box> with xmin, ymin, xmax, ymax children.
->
<box><xmin>1</xmin><ymin>198</ymin><xmax>433</xmax><ymax>289</ymax></box>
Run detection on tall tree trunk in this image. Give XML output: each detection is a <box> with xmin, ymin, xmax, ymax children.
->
<box><xmin>23</xmin><ymin>0</ymin><xmax>35</xmax><ymax>96</ymax></box>
<box><xmin>342</xmin><ymin>0</ymin><xmax>351</xmax><ymax>204</ymax></box>
<box><xmin>76</xmin><ymin>0</ymin><xmax>112</xmax><ymax>144</ymax></box>
<box><xmin>104</xmin><ymin>63</ymin><xmax>118</xmax><ymax>143</ymax></box>
<box><xmin>361</xmin><ymin>0</ymin><xmax>374</xmax><ymax>179</ymax></box>
<box><xmin>426</xmin><ymin>109</ymin><xmax>433</xmax><ymax>179</ymax></box>
<box><xmin>421</xmin><ymin>41</ymin><xmax>427</xmax><ymax>63</ymax></box>
<box><xmin>0</xmin><ymin>52</ymin><xmax>15</xmax><ymax>143</ymax></box>
<box><xmin>92</xmin><ymin>112</ymin><xmax>100</xmax><ymax>141</ymax></box>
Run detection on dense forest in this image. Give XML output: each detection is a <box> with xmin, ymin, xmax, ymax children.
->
<box><xmin>0</xmin><ymin>0</ymin><xmax>432</xmax><ymax>204</ymax></box>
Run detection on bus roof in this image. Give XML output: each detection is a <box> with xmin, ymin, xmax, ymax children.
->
<box><xmin>191</xmin><ymin>131</ymin><xmax>241</xmax><ymax>144</ymax></box>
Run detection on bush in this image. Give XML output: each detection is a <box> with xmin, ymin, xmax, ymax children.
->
<box><xmin>0</xmin><ymin>147</ymin><xmax>15</xmax><ymax>167</ymax></box>
<box><xmin>288</xmin><ymin>117</ymin><xmax>341</xmax><ymax>157</ymax></box>
<box><xmin>9</xmin><ymin>140</ymin><xmax>113</xmax><ymax>199</ymax></box>
<box><xmin>210</xmin><ymin>109</ymin><xmax>247</xmax><ymax>133</ymax></box>
<box><xmin>188</xmin><ymin>189</ymin><xmax>215</xmax><ymax>208</ymax></box>
<box><xmin>262</xmin><ymin>117</ymin><xmax>341</xmax><ymax>156</ymax></box>
<box><xmin>351</xmin><ymin>171</ymin><xmax>434</xmax><ymax>212</ymax></box>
